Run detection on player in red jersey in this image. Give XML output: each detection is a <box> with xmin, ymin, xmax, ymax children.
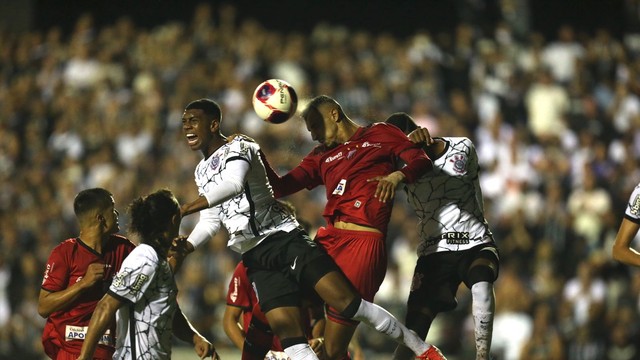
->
<box><xmin>224</xmin><ymin>260</ymin><xmax>325</xmax><ymax>360</ymax></box>
<box><xmin>38</xmin><ymin>188</ymin><xmax>136</xmax><ymax>360</ymax></box>
<box><xmin>261</xmin><ymin>95</ymin><xmax>440</xmax><ymax>360</ymax></box>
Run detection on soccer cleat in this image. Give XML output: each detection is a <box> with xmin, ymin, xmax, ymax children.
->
<box><xmin>417</xmin><ymin>345</ymin><xmax>447</xmax><ymax>360</ymax></box>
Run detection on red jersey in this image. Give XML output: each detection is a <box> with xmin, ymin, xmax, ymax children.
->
<box><xmin>266</xmin><ymin>123</ymin><xmax>431</xmax><ymax>233</ymax></box>
<box><xmin>40</xmin><ymin>235</ymin><xmax>135</xmax><ymax>359</ymax></box>
<box><xmin>226</xmin><ymin>261</ymin><xmax>258</xmax><ymax>332</ymax></box>
<box><xmin>226</xmin><ymin>261</ymin><xmax>284</xmax><ymax>352</ymax></box>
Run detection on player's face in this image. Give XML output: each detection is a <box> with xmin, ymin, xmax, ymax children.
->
<box><xmin>182</xmin><ymin>109</ymin><xmax>215</xmax><ymax>152</ymax></box>
<box><xmin>304</xmin><ymin>107</ymin><xmax>339</xmax><ymax>148</ymax></box>
<box><xmin>102</xmin><ymin>196</ymin><xmax>120</xmax><ymax>234</ymax></box>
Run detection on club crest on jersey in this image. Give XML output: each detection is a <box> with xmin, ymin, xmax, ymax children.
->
<box><xmin>209</xmin><ymin>156</ymin><xmax>220</xmax><ymax>171</ymax></box>
<box><xmin>450</xmin><ymin>154</ymin><xmax>467</xmax><ymax>174</ymax></box>
<box><xmin>410</xmin><ymin>272</ymin><xmax>424</xmax><ymax>291</ymax></box>
<box><xmin>631</xmin><ymin>194</ymin><xmax>640</xmax><ymax>216</ymax></box>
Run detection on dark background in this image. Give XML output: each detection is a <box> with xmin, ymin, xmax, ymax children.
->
<box><xmin>20</xmin><ymin>0</ymin><xmax>629</xmax><ymax>40</ymax></box>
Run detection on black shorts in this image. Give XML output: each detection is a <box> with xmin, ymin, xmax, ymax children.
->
<box><xmin>241</xmin><ymin>228</ymin><xmax>339</xmax><ymax>313</ymax></box>
<box><xmin>407</xmin><ymin>243</ymin><xmax>500</xmax><ymax>313</ymax></box>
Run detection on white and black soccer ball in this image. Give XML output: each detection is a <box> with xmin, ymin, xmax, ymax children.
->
<box><xmin>252</xmin><ymin>79</ymin><xmax>298</xmax><ymax>124</ymax></box>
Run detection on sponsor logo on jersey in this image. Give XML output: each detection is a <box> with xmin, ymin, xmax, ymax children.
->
<box><xmin>361</xmin><ymin>141</ymin><xmax>381</xmax><ymax>148</ymax></box>
<box><xmin>42</xmin><ymin>263</ymin><xmax>52</xmax><ymax>284</ymax></box>
<box><xmin>325</xmin><ymin>152</ymin><xmax>343</xmax><ymax>163</ymax></box>
<box><xmin>112</xmin><ymin>273</ymin><xmax>125</xmax><ymax>288</ymax></box>
<box><xmin>441</xmin><ymin>232</ymin><xmax>470</xmax><ymax>244</ymax></box>
<box><xmin>230</xmin><ymin>277</ymin><xmax>239</xmax><ymax>303</ymax></box>
<box><xmin>631</xmin><ymin>194</ymin><xmax>640</xmax><ymax>216</ymax></box>
<box><xmin>65</xmin><ymin>325</ymin><xmax>113</xmax><ymax>346</ymax></box>
<box><xmin>332</xmin><ymin>179</ymin><xmax>347</xmax><ymax>195</ymax></box>
<box><xmin>131</xmin><ymin>274</ymin><xmax>149</xmax><ymax>292</ymax></box>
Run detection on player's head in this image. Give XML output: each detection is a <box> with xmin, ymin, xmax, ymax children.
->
<box><xmin>182</xmin><ymin>98</ymin><xmax>222</xmax><ymax>154</ymax></box>
<box><xmin>300</xmin><ymin>95</ymin><xmax>346</xmax><ymax>147</ymax></box>
<box><xmin>385</xmin><ymin>112</ymin><xmax>418</xmax><ymax>135</ymax></box>
<box><xmin>74</xmin><ymin>188</ymin><xmax>120</xmax><ymax>234</ymax></box>
<box><xmin>127</xmin><ymin>188</ymin><xmax>180</xmax><ymax>256</ymax></box>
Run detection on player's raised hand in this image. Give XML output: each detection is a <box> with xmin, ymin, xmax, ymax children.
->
<box><xmin>168</xmin><ymin>236</ymin><xmax>193</xmax><ymax>273</ymax></box>
<box><xmin>81</xmin><ymin>263</ymin><xmax>105</xmax><ymax>287</ymax></box>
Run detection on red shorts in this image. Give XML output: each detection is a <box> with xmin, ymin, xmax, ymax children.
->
<box><xmin>315</xmin><ymin>225</ymin><xmax>387</xmax><ymax>324</ymax></box>
<box><xmin>55</xmin><ymin>347</ymin><xmax>111</xmax><ymax>360</ymax></box>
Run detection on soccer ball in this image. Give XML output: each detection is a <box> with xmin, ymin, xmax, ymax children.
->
<box><xmin>252</xmin><ymin>79</ymin><xmax>298</xmax><ymax>124</ymax></box>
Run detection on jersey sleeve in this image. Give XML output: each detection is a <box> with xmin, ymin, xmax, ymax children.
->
<box><xmin>41</xmin><ymin>243</ymin><xmax>70</xmax><ymax>292</ymax></box>
<box><xmin>201</xmin><ymin>139</ymin><xmax>253</xmax><ymax>206</ymax></box>
<box><xmin>260</xmin><ymin>148</ymin><xmax>322</xmax><ymax>198</ymax></box>
<box><xmin>625</xmin><ymin>183</ymin><xmax>640</xmax><ymax>223</ymax></box>
<box><xmin>108</xmin><ymin>246</ymin><xmax>158</xmax><ymax>303</ymax></box>
<box><xmin>226</xmin><ymin>262</ymin><xmax>254</xmax><ymax>309</ymax></box>
<box><xmin>377</xmin><ymin>123</ymin><xmax>432</xmax><ymax>183</ymax></box>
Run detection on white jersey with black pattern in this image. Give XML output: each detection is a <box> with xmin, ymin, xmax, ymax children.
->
<box><xmin>624</xmin><ymin>182</ymin><xmax>640</xmax><ymax>223</ymax></box>
<box><xmin>192</xmin><ymin>137</ymin><xmax>299</xmax><ymax>253</ymax></box>
<box><xmin>109</xmin><ymin>244</ymin><xmax>177</xmax><ymax>360</ymax></box>
<box><xmin>404</xmin><ymin>137</ymin><xmax>494</xmax><ymax>256</ymax></box>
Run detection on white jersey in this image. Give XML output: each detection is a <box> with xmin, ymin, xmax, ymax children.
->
<box><xmin>191</xmin><ymin>137</ymin><xmax>299</xmax><ymax>253</ymax></box>
<box><xmin>624</xmin><ymin>182</ymin><xmax>640</xmax><ymax>222</ymax></box>
<box><xmin>109</xmin><ymin>244</ymin><xmax>177</xmax><ymax>360</ymax></box>
<box><xmin>404</xmin><ymin>137</ymin><xmax>494</xmax><ymax>256</ymax></box>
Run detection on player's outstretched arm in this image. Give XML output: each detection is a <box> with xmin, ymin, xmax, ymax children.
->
<box><xmin>612</xmin><ymin>217</ymin><xmax>640</xmax><ymax>267</ymax></box>
<box><xmin>77</xmin><ymin>294</ymin><xmax>123</xmax><ymax>360</ymax></box>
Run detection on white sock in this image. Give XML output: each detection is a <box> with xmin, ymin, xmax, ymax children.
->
<box><xmin>353</xmin><ymin>299</ymin><xmax>430</xmax><ymax>355</ymax></box>
<box><xmin>471</xmin><ymin>281</ymin><xmax>495</xmax><ymax>360</ymax></box>
<box><xmin>283</xmin><ymin>343</ymin><xmax>319</xmax><ymax>360</ymax></box>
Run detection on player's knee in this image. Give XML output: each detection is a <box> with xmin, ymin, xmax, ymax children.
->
<box><xmin>339</xmin><ymin>296</ymin><xmax>361</xmax><ymax>319</ymax></box>
<box><xmin>465</xmin><ymin>264</ymin><xmax>497</xmax><ymax>287</ymax></box>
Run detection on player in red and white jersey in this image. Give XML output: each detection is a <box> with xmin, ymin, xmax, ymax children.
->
<box><xmin>260</xmin><ymin>95</ymin><xmax>438</xmax><ymax>360</ymax></box>
<box><xmin>38</xmin><ymin>188</ymin><xmax>135</xmax><ymax>360</ymax></box>
<box><xmin>384</xmin><ymin>113</ymin><xmax>499</xmax><ymax>360</ymax></box>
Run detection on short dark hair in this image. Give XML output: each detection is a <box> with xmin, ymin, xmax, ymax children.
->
<box><xmin>128</xmin><ymin>188</ymin><xmax>179</xmax><ymax>249</ymax></box>
<box><xmin>301</xmin><ymin>95</ymin><xmax>345</xmax><ymax>120</ymax></box>
<box><xmin>185</xmin><ymin>98</ymin><xmax>222</xmax><ymax>122</ymax></box>
<box><xmin>74</xmin><ymin>188</ymin><xmax>113</xmax><ymax>218</ymax></box>
<box><xmin>385</xmin><ymin>112</ymin><xmax>418</xmax><ymax>135</ymax></box>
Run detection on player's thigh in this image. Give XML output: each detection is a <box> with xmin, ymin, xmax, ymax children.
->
<box><xmin>461</xmin><ymin>244</ymin><xmax>500</xmax><ymax>287</ymax></box>
<box><xmin>408</xmin><ymin>253</ymin><xmax>461</xmax><ymax>314</ymax></box>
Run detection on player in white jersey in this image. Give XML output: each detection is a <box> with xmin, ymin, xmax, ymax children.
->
<box><xmin>77</xmin><ymin>189</ymin><xmax>216</xmax><ymax>360</ymax></box>
<box><xmin>177</xmin><ymin>99</ymin><xmax>447</xmax><ymax>360</ymax></box>
<box><xmin>612</xmin><ymin>182</ymin><xmax>640</xmax><ymax>266</ymax></box>
<box><xmin>383</xmin><ymin>113</ymin><xmax>499</xmax><ymax>360</ymax></box>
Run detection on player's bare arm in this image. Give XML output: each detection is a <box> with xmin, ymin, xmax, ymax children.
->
<box><xmin>77</xmin><ymin>294</ymin><xmax>123</xmax><ymax>360</ymax></box>
<box><xmin>612</xmin><ymin>218</ymin><xmax>640</xmax><ymax>267</ymax></box>
<box><xmin>37</xmin><ymin>262</ymin><xmax>105</xmax><ymax>317</ymax></box>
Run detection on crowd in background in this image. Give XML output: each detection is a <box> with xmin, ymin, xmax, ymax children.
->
<box><xmin>2</xmin><ymin>1</ymin><xmax>640</xmax><ymax>359</ymax></box>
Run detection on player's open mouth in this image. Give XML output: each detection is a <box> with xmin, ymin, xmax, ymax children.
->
<box><xmin>186</xmin><ymin>134</ymin><xmax>198</xmax><ymax>145</ymax></box>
